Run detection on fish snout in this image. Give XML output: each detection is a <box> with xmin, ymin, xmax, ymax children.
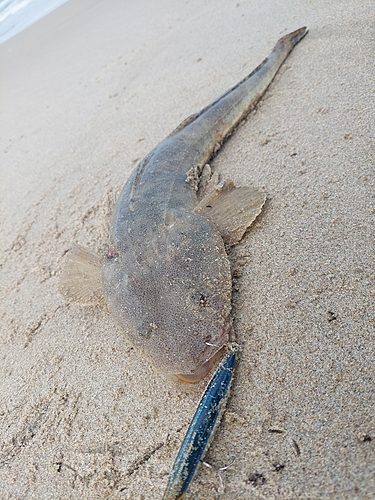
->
<box><xmin>172</xmin><ymin>320</ymin><xmax>233</xmax><ymax>384</ymax></box>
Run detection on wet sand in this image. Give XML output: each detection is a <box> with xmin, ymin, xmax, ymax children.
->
<box><xmin>1</xmin><ymin>0</ymin><xmax>374</xmax><ymax>498</ymax></box>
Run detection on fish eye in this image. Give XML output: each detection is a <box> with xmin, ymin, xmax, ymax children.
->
<box><xmin>191</xmin><ymin>291</ymin><xmax>208</xmax><ymax>306</ymax></box>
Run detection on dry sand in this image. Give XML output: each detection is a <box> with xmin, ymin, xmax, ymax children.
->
<box><xmin>1</xmin><ymin>0</ymin><xmax>374</xmax><ymax>498</ymax></box>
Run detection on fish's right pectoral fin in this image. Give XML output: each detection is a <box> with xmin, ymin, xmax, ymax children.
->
<box><xmin>193</xmin><ymin>180</ymin><xmax>266</xmax><ymax>246</ymax></box>
<box><xmin>59</xmin><ymin>244</ymin><xmax>103</xmax><ymax>304</ymax></box>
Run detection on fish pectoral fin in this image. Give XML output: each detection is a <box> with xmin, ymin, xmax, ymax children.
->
<box><xmin>59</xmin><ymin>244</ymin><xmax>104</xmax><ymax>304</ymax></box>
<box><xmin>193</xmin><ymin>180</ymin><xmax>266</xmax><ymax>246</ymax></box>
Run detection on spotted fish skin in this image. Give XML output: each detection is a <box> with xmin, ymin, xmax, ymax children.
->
<box><xmin>102</xmin><ymin>27</ymin><xmax>308</xmax><ymax>382</ymax></box>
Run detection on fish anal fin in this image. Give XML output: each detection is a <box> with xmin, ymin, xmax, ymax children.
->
<box><xmin>193</xmin><ymin>180</ymin><xmax>266</xmax><ymax>246</ymax></box>
<box><xmin>59</xmin><ymin>244</ymin><xmax>103</xmax><ymax>304</ymax></box>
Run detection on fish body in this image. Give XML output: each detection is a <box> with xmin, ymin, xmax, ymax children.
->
<box><xmin>102</xmin><ymin>27</ymin><xmax>308</xmax><ymax>383</ymax></box>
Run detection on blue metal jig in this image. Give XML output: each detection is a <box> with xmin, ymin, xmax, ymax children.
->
<box><xmin>162</xmin><ymin>350</ymin><xmax>236</xmax><ymax>499</ymax></box>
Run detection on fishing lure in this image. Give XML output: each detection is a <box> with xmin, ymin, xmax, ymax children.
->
<box><xmin>163</xmin><ymin>350</ymin><xmax>236</xmax><ymax>499</ymax></box>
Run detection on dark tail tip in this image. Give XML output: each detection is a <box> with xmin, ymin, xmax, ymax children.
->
<box><xmin>279</xmin><ymin>26</ymin><xmax>308</xmax><ymax>47</ymax></box>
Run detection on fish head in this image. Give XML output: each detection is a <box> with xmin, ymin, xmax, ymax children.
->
<box><xmin>102</xmin><ymin>211</ymin><xmax>233</xmax><ymax>383</ymax></box>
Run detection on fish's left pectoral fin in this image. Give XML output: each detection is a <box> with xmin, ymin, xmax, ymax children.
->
<box><xmin>59</xmin><ymin>244</ymin><xmax>104</xmax><ymax>304</ymax></box>
<box><xmin>193</xmin><ymin>180</ymin><xmax>266</xmax><ymax>246</ymax></box>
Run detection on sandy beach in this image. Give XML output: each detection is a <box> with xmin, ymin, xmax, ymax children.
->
<box><xmin>1</xmin><ymin>0</ymin><xmax>374</xmax><ymax>498</ymax></box>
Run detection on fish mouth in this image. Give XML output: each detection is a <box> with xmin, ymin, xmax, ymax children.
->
<box><xmin>173</xmin><ymin>322</ymin><xmax>233</xmax><ymax>384</ymax></box>
<box><xmin>174</xmin><ymin>346</ymin><xmax>227</xmax><ymax>384</ymax></box>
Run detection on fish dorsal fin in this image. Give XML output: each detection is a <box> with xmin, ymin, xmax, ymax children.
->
<box><xmin>193</xmin><ymin>180</ymin><xmax>266</xmax><ymax>246</ymax></box>
<box><xmin>59</xmin><ymin>244</ymin><xmax>103</xmax><ymax>304</ymax></box>
<box><xmin>168</xmin><ymin>112</ymin><xmax>200</xmax><ymax>137</ymax></box>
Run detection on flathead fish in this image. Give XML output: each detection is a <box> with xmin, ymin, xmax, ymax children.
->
<box><xmin>62</xmin><ymin>27</ymin><xmax>308</xmax><ymax>384</ymax></box>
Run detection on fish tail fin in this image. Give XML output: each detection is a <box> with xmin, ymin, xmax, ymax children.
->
<box><xmin>170</xmin><ymin>27</ymin><xmax>308</xmax><ymax>151</ymax></box>
<box><xmin>278</xmin><ymin>26</ymin><xmax>308</xmax><ymax>48</ymax></box>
